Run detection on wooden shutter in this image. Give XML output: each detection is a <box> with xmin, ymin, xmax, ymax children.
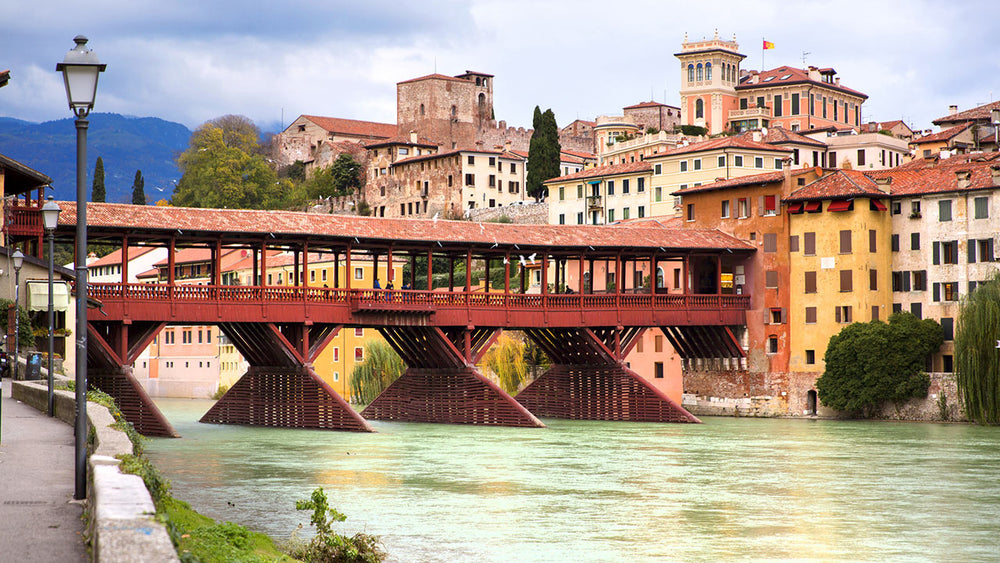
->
<box><xmin>969</xmin><ymin>240</ymin><xmax>977</xmax><ymax>264</ymax></box>
<box><xmin>932</xmin><ymin>241</ymin><xmax>940</xmax><ymax>265</ymax></box>
<box><xmin>933</xmin><ymin>282</ymin><xmax>940</xmax><ymax>302</ymax></box>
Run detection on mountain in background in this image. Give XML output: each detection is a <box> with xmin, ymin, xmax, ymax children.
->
<box><xmin>0</xmin><ymin>113</ymin><xmax>191</xmax><ymax>203</ymax></box>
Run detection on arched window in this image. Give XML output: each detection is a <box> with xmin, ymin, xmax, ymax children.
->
<box><xmin>478</xmin><ymin>93</ymin><xmax>486</xmax><ymax>109</ymax></box>
<box><xmin>695</xmin><ymin>98</ymin><xmax>704</xmax><ymax>119</ymax></box>
<box><xmin>705</xmin><ymin>62</ymin><xmax>712</xmax><ymax>81</ymax></box>
<box><xmin>656</xmin><ymin>267</ymin><xmax>665</xmax><ymax>289</ymax></box>
<box><xmin>420</xmin><ymin>103</ymin><xmax>425</xmax><ymax>117</ymax></box>
<box><xmin>451</xmin><ymin>105</ymin><xmax>457</xmax><ymax>118</ymax></box>
<box><xmin>696</xmin><ymin>63</ymin><xmax>703</xmax><ymax>81</ymax></box>
<box><xmin>687</xmin><ymin>64</ymin><xmax>694</xmax><ymax>82</ymax></box>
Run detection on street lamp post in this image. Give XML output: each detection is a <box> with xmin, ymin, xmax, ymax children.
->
<box><xmin>57</xmin><ymin>35</ymin><xmax>105</xmax><ymax>501</ymax></box>
<box><xmin>12</xmin><ymin>250</ymin><xmax>24</xmax><ymax>382</ymax></box>
<box><xmin>42</xmin><ymin>196</ymin><xmax>62</xmax><ymax>417</ymax></box>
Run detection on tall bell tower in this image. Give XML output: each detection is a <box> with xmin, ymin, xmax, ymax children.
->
<box><xmin>675</xmin><ymin>31</ymin><xmax>745</xmax><ymax>135</ymax></box>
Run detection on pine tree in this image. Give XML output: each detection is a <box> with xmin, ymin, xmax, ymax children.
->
<box><xmin>131</xmin><ymin>170</ymin><xmax>146</xmax><ymax>205</ymax></box>
<box><xmin>526</xmin><ymin>106</ymin><xmax>562</xmax><ymax>201</ymax></box>
<box><xmin>92</xmin><ymin>156</ymin><xmax>106</xmax><ymax>202</ymax></box>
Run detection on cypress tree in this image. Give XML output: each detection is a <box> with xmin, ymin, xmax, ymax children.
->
<box><xmin>526</xmin><ymin>107</ymin><xmax>562</xmax><ymax>201</ymax></box>
<box><xmin>92</xmin><ymin>156</ymin><xmax>106</xmax><ymax>202</ymax></box>
<box><xmin>132</xmin><ymin>170</ymin><xmax>146</xmax><ymax>205</ymax></box>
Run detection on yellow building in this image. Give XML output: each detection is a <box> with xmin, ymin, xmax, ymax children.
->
<box><xmin>223</xmin><ymin>250</ymin><xmax>404</xmax><ymax>401</ymax></box>
<box><xmin>647</xmin><ymin>134</ymin><xmax>791</xmax><ymax>217</ymax></box>
<box><xmin>544</xmin><ymin>161</ymin><xmax>653</xmax><ymax>225</ymax></box>
<box><xmin>784</xmin><ymin>169</ymin><xmax>892</xmax><ymax>413</ymax></box>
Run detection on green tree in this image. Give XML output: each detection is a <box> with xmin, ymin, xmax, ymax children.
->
<box><xmin>92</xmin><ymin>156</ymin><xmax>106</xmax><ymax>202</ymax></box>
<box><xmin>131</xmin><ymin>169</ymin><xmax>146</xmax><ymax>205</ymax></box>
<box><xmin>172</xmin><ymin>115</ymin><xmax>290</xmax><ymax>209</ymax></box>
<box><xmin>955</xmin><ymin>273</ymin><xmax>1000</xmax><ymax>424</ymax></box>
<box><xmin>526</xmin><ymin>106</ymin><xmax>561</xmax><ymax>201</ymax></box>
<box><xmin>816</xmin><ymin>312</ymin><xmax>943</xmax><ymax>417</ymax></box>
<box><xmin>348</xmin><ymin>340</ymin><xmax>405</xmax><ymax>405</ymax></box>
<box><xmin>0</xmin><ymin>299</ymin><xmax>35</xmax><ymax>351</ymax></box>
<box><xmin>302</xmin><ymin>153</ymin><xmax>364</xmax><ymax>200</ymax></box>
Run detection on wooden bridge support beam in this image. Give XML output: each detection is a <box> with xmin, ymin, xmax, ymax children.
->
<box><xmin>201</xmin><ymin>322</ymin><xmax>373</xmax><ymax>432</ymax></box>
<box><xmin>361</xmin><ymin>326</ymin><xmax>544</xmax><ymax>427</ymax></box>
<box><xmin>516</xmin><ymin>328</ymin><xmax>700</xmax><ymax>423</ymax></box>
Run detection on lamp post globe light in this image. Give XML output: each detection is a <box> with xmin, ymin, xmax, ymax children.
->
<box><xmin>57</xmin><ymin>34</ymin><xmax>105</xmax><ymax>501</ymax></box>
<box><xmin>12</xmin><ymin>250</ymin><xmax>24</xmax><ymax>382</ymax></box>
<box><xmin>42</xmin><ymin>196</ymin><xmax>62</xmax><ymax>417</ymax></box>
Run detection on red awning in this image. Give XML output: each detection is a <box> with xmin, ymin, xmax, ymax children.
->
<box><xmin>787</xmin><ymin>202</ymin><xmax>803</xmax><ymax>214</ymax></box>
<box><xmin>804</xmin><ymin>201</ymin><xmax>822</xmax><ymax>212</ymax></box>
<box><xmin>870</xmin><ymin>199</ymin><xmax>887</xmax><ymax>211</ymax></box>
<box><xmin>827</xmin><ymin>200</ymin><xmax>854</xmax><ymax>212</ymax></box>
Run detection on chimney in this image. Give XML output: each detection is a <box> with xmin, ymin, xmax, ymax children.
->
<box><xmin>990</xmin><ymin>165</ymin><xmax>1000</xmax><ymax>185</ymax></box>
<box><xmin>874</xmin><ymin>176</ymin><xmax>892</xmax><ymax>193</ymax></box>
<box><xmin>949</xmin><ymin>105</ymin><xmax>958</xmax><ymax>116</ymax></box>
<box><xmin>410</xmin><ymin>130</ymin><xmax>418</xmax><ymax>143</ymax></box>
<box><xmin>752</xmin><ymin>131</ymin><xmax>762</xmax><ymax>142</ymax></box>
<box><xmin>835</xmin><ymin>77</ymin><xmax>840</xmax><ymax>86</ymax></box>
<box><xmin>955</xmin><ymin>170</ymin><xmax>971</xmax><ymax>189</ymax></box>
<box><xmin>505</xmin><ymin>140</ymin><xmax>513</xmax><ymax>151</ymax></box>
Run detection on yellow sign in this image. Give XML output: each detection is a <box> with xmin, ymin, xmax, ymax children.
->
<box><xmin>721</xmin><ymin>273</ymin><xmax>734</xmax><ymax>289</ymax></box>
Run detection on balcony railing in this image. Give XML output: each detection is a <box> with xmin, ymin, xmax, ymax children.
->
<box><xmin>728</xmin><ymin>106</ymin><xmax>772</xmax><ymax>120</ymax></box>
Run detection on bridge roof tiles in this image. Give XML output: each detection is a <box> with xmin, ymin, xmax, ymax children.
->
<box><xmin>58</xmin><ymin>202</ymin><xmax>753</xmax><ymax>254</ymax></box>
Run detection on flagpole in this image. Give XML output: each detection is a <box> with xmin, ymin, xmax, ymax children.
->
<box><xmin>761</xmin><ymin>37</ymin><xmax>765</xmax><ymax>72</ymax></box>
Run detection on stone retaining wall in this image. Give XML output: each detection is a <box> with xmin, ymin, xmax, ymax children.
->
<box><xmin>12</xmin><ymin>380</ymin><xmax>179</xmax><ymax>562</ymax></box>
<box><xmin>467</xmin><ymin>202</ymin><xmax>548</xmax><ymax>224</ymax></box>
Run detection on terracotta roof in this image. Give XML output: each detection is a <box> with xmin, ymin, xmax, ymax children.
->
<box><xmin>652</xmin><ymin>135</ymin><xmax>793</xmax><ymax>158</ymax></box>
<box><xmin>544</xmin><ymin>161</ymin><xmax>652</xmax><ymax>184</ymax></box>
<box><xmin>56</xmin><ymin>202</ymin><xmax>754</xmax><ymax>253</ymax></box>
<box><xmin>88</xmin><ymin>246</ymin><xmax>158</xmax><ymax>268</ymax></box>
<box><xmin>391</xmin><ymin>147</ymin><xmax>524</xmax><ymax>168</ymax></box>
<box><xmin>870</xmin><ymin>155</ymin><xmax>1000</xmax><ymax>197</ymax></box>
<box><xmin>0</xmin><ymin>152</ymin><xmax>52</xmax><ymax>194</ymax></box>
<box><xmin>0</xmin><ymin>70</ymin><xmax>9</xmax><ymax>88</ymax></box>
<box><xmin>364</xmin><ymin>135</ymin><xmax>438</xmax><ymax>149</ymax></box>
<box><xmin>673</xmin><ymin>171</ymin><xmax>785</xmax><ymax>195</ymax></box>
<box><xmin>859</xmin><ymin>120</ymin><xmax>910</xmax><ymax>134</ymax></box>
<box><xmin>739</xmin><ymin>126</ymin><xmax>826</xmax><ymax>147</ymax></box>
<box><xmin>623</xmin><ymin>101</ymin><xmax>679</xmax><ymax>110</ymax></box>
<box><xmin>300</xmin><ymin>115</ymin><xmax>396</xmax><ymax>139</ymax></box>
<box><xmin>785</xmin><ymin>169</ymin><xmax>886</xmax><ymax>202</ymax></box>
<box><xmin>932</xmin><ymin>100</ymin><xmax>1000</xmax><ymax>126</ymax></box>
<box><xmin>560</xmin><ymin>149</ymin><xmax>597</xmax><ymax>160</ymax></box>
<box><xmin>910</xmin><ymin>123</ymin><xmax>972</xmax><ymax>145</ymax></box>
<box><xmin>736</xmin><ymin>65</ymin><xmax>868</xmax><ymax>99</ymax></box>
<box><xmin>397</xmin><ymin>73</ymin><xmax>471</xmax><ymax>85</ymax></box>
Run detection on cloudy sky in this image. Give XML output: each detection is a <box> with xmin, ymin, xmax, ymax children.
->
<box><xmin>2</xmin><ymin>0</ymin><xmax>998</xmax><ymax>134</ymax></box>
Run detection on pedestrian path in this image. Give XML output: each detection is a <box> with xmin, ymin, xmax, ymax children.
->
<box><xmin>0</xmin><ymin>377</ymin><xmax>86</xmax><ymax>562</ymax></box>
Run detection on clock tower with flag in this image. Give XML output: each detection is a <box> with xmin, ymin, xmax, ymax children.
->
<box><xmin>675</xmin><ymin>30</ymin><xmax>745</xmax><ymax>135</ymax></box>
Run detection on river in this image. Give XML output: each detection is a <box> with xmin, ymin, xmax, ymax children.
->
<box><xmin>145</xmin><ymin>399</ymin><xmax>1000</xmax><ymax>562</ymax></box>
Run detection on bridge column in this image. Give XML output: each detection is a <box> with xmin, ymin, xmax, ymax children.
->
<box><xmin>361</xmin><ymin>326</ymin><xmax>544</xmax><ymax>427</ymax></box>
<box><xmin>87</xmin><ymin>320</ymin><xmax>178</xmax><ymax>437</ymax></box>
<box><xmin>516</xmin><ymin>327</ymin><xmax>700</xmax><ymax>423</ymax></box>
<box><xmin>201</xmin><ymin>322</ymin><xmax>373</xmax><ymax>432</ymax></box>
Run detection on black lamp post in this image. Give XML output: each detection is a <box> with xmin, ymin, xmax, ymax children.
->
<box><xmin>42</xmin><ymin>196</ymin><xmax>61</xmax><ymax>417</ymax></box>
<box><xmin>12</xmin><ymin>250</ymin><xmax>24</xmax><ymax>382</ymax></box>
<box><xmin>57</xmin><ymin>34</ymin><xmax>105</xmax><ymax>501</ymax></box>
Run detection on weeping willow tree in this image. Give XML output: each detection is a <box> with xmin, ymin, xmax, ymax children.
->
<box><xmin>348</xmin><ymin>340</ymin><xmax>405</xmax><ymax>405</ymax></box>
<box><xmin>955</xmin><ymin>273</ymin><xmax>1000</xmax><ymax>424</ymax></box>
<box><xmin>482</xmin><ymin>334</ymin><xmax>530</xmax><ymax>394</ymax></box>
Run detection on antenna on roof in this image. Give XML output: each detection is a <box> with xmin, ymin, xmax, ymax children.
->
<box><xmin>801</xmin><ymin>51</ymin><xmax>811</xmax><ymax>65</ymax></box>
<box><xmin>434</xmin><ymin>57</ymin><xmax>437</xmax><ymax>74</ymax></box>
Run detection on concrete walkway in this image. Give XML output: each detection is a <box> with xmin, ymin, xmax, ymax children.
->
<box><xmin>0</xmin><ymin>377</ymin><xmax>87</xmax><ymax>562</ymax></box>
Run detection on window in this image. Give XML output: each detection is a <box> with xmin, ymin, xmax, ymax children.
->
<box><xmin>623</xmin><ymin>207</ymin><xmax>630</xmax><ymax>220</ymax></box>
<box><xmin>789</xmin><ymin>235</ymin><xmax>799</xmax><ymax>252</ymax></box>
<box><xmin>870</xmin><ymin>270</ymin><xmax>878</xmax><ymax>291</ymax></box>
<box><xmin>695</xmin><ymin>98</ymin><xmax>704</xmax><ymax>118</ymax></box>
<box><xmin>804</xmin><ymin>271</ymin><xmax>817</xmax><ymax>293</ymax></box>
<box><xmin>763</xmin><ymin>233</ymin><xmax>777</xmax><ymax>252</ymax></box>
<box><xmin>934</xmin><ymin>241</ymin><xmax>959</xmax><ymax>265</ymax></box>
<box><xmin>857</xmin><ymin>149</ymin><xmax>866</xmax><ymax>166</ymax></box>
<box><xmin>775</xmin><ymin>158</ymin><xmax>783</xmax><ymax>170</ymax></box>
<box><xmin>869</xmin><ymin>230</ymin><xmax>877</xmax><ymax>253</ymax></box>
<box><xmin>354</xmin><ymin>267</ymin><xmax>364</xmax><ymax>280</ymax></box>
<box><xmin>974</xmin><ymin>196</ymin><xmax>989</xmax><ymax>219</ymax></box>
<box><xmin>872</xmin><ymin>306</ymin><xmax>880</xmax><ymax>321</ymax></box>
<box><xmin>693</xmin><ymin>159</ymin><xmax>702</xmax><ymax>170</ymax></box>
<box><xmin>806</xmin><ymin>350</ymin><xmax>816</xmax><ymax>364</ymax></box>
<box><xmin>891</xmin><ymin>234</ymin><xmax>899</xmax><ymax>252</ymax></box>
<box><xmin>488</xmin><ymin>175</ymin><xmax>495</xmax><ymax>187</ymax></box>
<box><xmin>938</xmin><ymin>199</ymin><xmax>952</xmax><ymax>222</ymax></box>
<box><xmin>835</xmin><ymin>306</ymin><xmax>852</xmax><ymax>323</ymax></box>
<box><xmin>558</xmin><ymin>213</ymin><xmax>565</xmax><ymax>225</ymax></box>
<box><xmin>738</xmin><ymin>198</ymin><xmax>749</xmax><ymax>218</ymax></box>
<box><xmin>650</xmin><ymin>360</ymin><xmax>664</xmax><ymax>379</ymax></box>
<box><xmin>718</xmin><ymin>156</ymin><xmax>726</xmax><ymax>167</ymax></box>
<box><xmin>804</xmin><ymin>232</ymin><xmax>816</xmax><ymax>255</ymax></box>
<box><xmin>912</xmin><ymin>270</ymin><xmax>927</xmax><ymax>291</ymax></box>
<box><xmin>791</xmin><ymin>93</ymin><xmax>800</xmax><ymax>115</ymax></box>
<box><xmin>805</xmin><ymin>307</ymin><xmax>817</xmax><ymax>324</ymax></box>
<box><xmin>355</xmin><ymin>347</ymin><xmax>364</xmax><ymax>362</ymax></box>
<box><xmin>577</xmin><ymin>212</ymin><xmax>584</xmax><ymax>224</ymax></box>
<box><xmin>465</xmin><ymin>174</ymin><xmax>475</xmax><ymax>186</ymax></box>
<box><xmin>840</xmin><ymin>270</ymin><xmax>853</xmax><ymax>292</ymax></box>
<box><xmin>770</xmin><ymin>308</ymin><xmax>784</xmax><ymax>324</ymax></box>
<box><xmin>943</xmin><ymin>355</ymin><xmax>954</xmax><ymax>373</ymax></box>
<box><xmin>687</xmin><ymin>64</ymin><xmax>694</xmax><ymax>82</ymax></box>
<box><xmin>941</xmin><ymin>317</ymin><xmax>954</xmax><ymax>341</ymax></box>
<box><xmin>943</xmin><ymin>282</ymin><xmax>959</xmax><ymax>301</ymax></box>
<box><xmin>354</xmin><ymin>327</ymin><xmax>364</xmax><ymax>337</ymax></box>
<box><xmin>763</xmin><ymin>195</ymin><xmax>777</xmax><ymax>216</ymax></box>
<box><xmin>654</xmin><ymin>163</ymin><xmax>662</xmax><ymax>175</ymax></box>
<box><xmin>721</xmin><ymin>200</ymin><xmax>731</xmax><ymax>218</ymax></box>
<box><xmin>765</xmin><ymin>270</ymin><xmax>779</xmax><ymax>288</ymax></box>
<box><xmin>468</xmin><ymin>155</ymin><xmax>475</xmax><ymax>165</ymax></box>
<box><xmin>755</xmin><ymin>157</ymin><xmax>764</xmax><ymax>169</ymax></box>
<box><xmin>637</xmin><ymin>178</ymin><xmax>645</xmax><ymax>192</ymax></box>
<box><xmin>734</xmin><ymin>155</ymin><xmax>744</xmax><ymax>167</ymax></box>
<box><xmin>559</xmin><ymin>186</ymin><xmax>565</xmax><ymax>201</ymax></box>
<box><xmin>839</xmin><ymin>230</ymin><xmax>852</xmax><ymax>254</ymax></box>
<box><xmin>774</xmin><ymin>94</ymin><xmax>783</xmax><ymax>117</ymax></box>
<box><xmin>685</xmin><ymin>204</ymin><xmax>694</xmax><ymax>221</ymax></box>
<box><xmin>488</xmin><ymin>157</ymin><xmax>496</xmax><ymax>166</ymax></box>
<box><xmin>622</xmin><ymin>179</ymin><xmax>630</xmax><ymax>194</ymax></box>
<box><xmin>768</xmin><ymin>336</ymin><xmax>778</xmax><ymax>354</ymax></box>
<box><xmin>654</xmin><ymin>335</ymin><xmax>664</xmax><ymax>353</ymax></box>
<box><xmin>891</xmin><ymin>201</ymin><xmax>902</xmax><ymax>214</ymax></box>
<box><xmin>910</xmin><ymin>302</ymin><xmax>922</xmax><ymax>319</ymax></box>
<box><xmin>608</xmin><ymin>209</ymin><xmax>615</xmax><ymax>222</ymax></box>
<box><xmin>654</xmin><ymin>186</ymin><xmax>662</xmax><ymax>202</ymax></box>
<box><xmin>680</xmin><ymin>161</ymin><xmax>688</xmax><ymax>172</ymax></box>
<box><xmin>970</xmin><ymin>238</ymin><xmax>996</xmax><ymax>263</ymax></box>
<box><xmin>911</xmin><ymin>200</ymin><xmax>921</xmax><ymax>217</ymax></box>
<box><xmin>607</xmin><ymin>180</ymin><xmax>615</xmax><ymax>195</ymax></box>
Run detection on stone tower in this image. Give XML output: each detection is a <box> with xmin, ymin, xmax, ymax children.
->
<box><xmin>396</xmin><ymin>71</ymin><xmax>495</xmax><ymax>149</ymax></box>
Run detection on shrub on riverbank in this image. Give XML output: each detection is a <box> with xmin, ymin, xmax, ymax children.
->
<box><xmin>956</xmin><ymin>272</ymin><xmax>1000</xmax><ymax>425</ymax></box>
<box><xmin>283</xmin><ymin>487</ymin><xmax>385</xmax><ymax>563</ymax></box>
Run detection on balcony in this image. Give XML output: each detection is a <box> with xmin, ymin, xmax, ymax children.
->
<box><xmin>728</xmin><ymin>106</ymin><xmax>772</xmax><ymax>120</ymax></box>
<box><xmin>586</xmin><ymin>195</ymin><xmax>603</xmax><ymax>211</ymax></box>
<box><xmin>4</xmin><ymin>200</ymin><xmax>43</xmax><ymax>239</ymax></box>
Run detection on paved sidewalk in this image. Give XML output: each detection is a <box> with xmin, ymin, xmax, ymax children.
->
<box><xmin>0</xmin><ymin>377</ymin><xmax>87</xmax><ymax>562</ymax></box>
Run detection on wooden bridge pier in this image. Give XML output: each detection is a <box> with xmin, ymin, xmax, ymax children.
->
<box><xmin>362</xmin><ymin>326</ymin><xmax>545</xmax><ymax>427</ymax></box>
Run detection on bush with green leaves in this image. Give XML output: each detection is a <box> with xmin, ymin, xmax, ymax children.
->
<box><xmin>287</xmin><ymin>487</ymin><xmax>385</xmax><ymax>563</ymax></box>
<box><xmin>955</xmin><ymin>273</ymin><xmax>1000</xmax><ymax>424</ymax></box>
<box><xmin>816</xmin><ymin>312</ymin><xmax>943</xmax><ymax>417</ymax></box>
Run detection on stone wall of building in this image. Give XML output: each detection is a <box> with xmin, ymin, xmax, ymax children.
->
<box><xmin>466</xmin><ymin>201</ymin><xmax>549</xmax><ymax>224</ymax></box>
<box><xmin>873</xmin><ymin>372</ymin><xmax>965</xmax><ymax>422</ymax></box>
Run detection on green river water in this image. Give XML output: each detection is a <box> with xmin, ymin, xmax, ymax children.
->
<box><xmin>145</xmin><ymin>399</ymin><xmax>1000</xmax><ymax>562</ymax></box>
